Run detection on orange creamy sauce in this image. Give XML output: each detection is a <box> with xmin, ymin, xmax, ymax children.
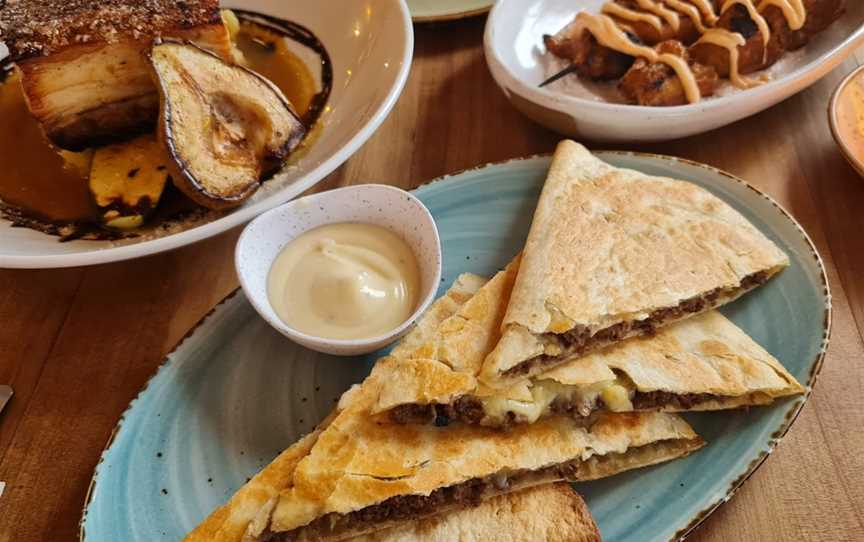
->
<box><xmin>835</xmin><ymin>77</ymin><xmax>864</xmax><ymax>164</ymax></box>
<box><xmin>0</xmin><ymin>19</ymin><xmax>317</xmax><ymax>225</ymax></box>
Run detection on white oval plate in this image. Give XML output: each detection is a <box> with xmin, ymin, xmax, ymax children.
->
<box><xmin>0</xmin><ymin>0</ymin><xmax>413</xmax><ymax>269</ymax></box>
<box><xmin>485</xmin><ymin>0</ymin><xmax>864</xmax><ymax>142</ymax></box>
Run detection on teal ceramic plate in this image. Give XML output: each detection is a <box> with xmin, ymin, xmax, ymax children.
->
<box><xmin>80</xmin><ymin>153</ymin><xmax>830</xmax><ymax>542</ymax></box>
<box><xmin>408</xmin><ymin>0</ymin><xmax>494</xmax><ymax>22</ymax></box>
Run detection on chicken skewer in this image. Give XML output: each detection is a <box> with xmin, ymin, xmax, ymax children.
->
<box><xmin>543</xmin><ymin>0</ymin><xmax>846</xmax><ymax>106</ymax></box>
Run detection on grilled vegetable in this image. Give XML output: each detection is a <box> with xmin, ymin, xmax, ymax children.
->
<box><xmin>148</xmin><ymin>40</ymin><xmax>305</xmax><ymax>210</ymax></box>
<box><xmin>89</xmin><ymin>136</ymin><xmax>171</xmax><ymax>230</ymax></box>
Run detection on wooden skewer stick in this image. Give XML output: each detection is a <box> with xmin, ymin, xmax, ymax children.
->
<box><xmin>539</xmin><ymin>64</ymin><xmax>580</xmax><ymax>87</ymax></box>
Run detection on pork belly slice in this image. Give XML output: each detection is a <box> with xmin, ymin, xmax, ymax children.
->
<box><xmin>0</xmin><ymin>0</ymin><xmax>232</xmax><ymax>150</ymax></box>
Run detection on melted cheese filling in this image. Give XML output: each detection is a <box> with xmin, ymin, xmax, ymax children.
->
<box><xmin>479</xmin><ymin>379</ymin><xmax>635</xmax><ymax>425</ymax></box>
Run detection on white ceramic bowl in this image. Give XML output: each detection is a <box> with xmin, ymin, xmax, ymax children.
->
<box><xmin>484</xmin><ymin>0</ymin><xmax>864</xmax><ymax>142</ymax></box>
<box><xmin>0</xmin><ymin>0</ymin><xmax>413</xmax><ymax>269</ymax></box>
<box><xmin>235</xmin><ymin>184</ymin><xmax>442</xmax><ymax>356</ymax></box>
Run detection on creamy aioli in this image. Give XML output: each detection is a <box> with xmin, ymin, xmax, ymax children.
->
<box><xmin>758</xmin><ymin>0</ymin><xmax>806</xmax><ymax>30</ymax></box>
<box><xmin>687</xmin><ymin>0</ymin><xmax>720</xmax><ymax>25</ymax></box>
<box><xmin>636</xmin><ymin>0</ymin><xmax>681</xmax><ymax>31</ymax></box>
<box><xmin>602</xmin><ymin>2</ymin><xmax>665</xmax><ymax>32</ymax></box>
<box><xmin>267</xmin><ymin>222</ymin><xmax>420</xmax><ymax>340</ymax></box>
<box><xmin>663</xmin><ymin>0</ymin><xmax>711</xmax><ymax>33</ymax></box>
<box><xmin>695</xmin><ymin>28</ymin><xmax>761</xmax><ymax>88</ymax></box>
<box><xmin>721</xmin><ymin>0</ymin><xmax>772</xmax><ymax>63</ymax></box>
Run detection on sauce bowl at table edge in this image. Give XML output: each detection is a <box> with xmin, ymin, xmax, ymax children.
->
<box><xmin>829</xmin><ymin>63</ymin><xmax>864</xmax><ymax>179</ymax></box>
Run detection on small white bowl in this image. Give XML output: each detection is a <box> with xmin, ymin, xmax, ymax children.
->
<box><xmin>484</xmin><ymin>0</ymin><xmax>864</xmax><ymax>142</ymax></box>
<box><xmin>235</xmin><ymin>184</ymin><xmax>442</xmax><ymax>356</ymax></box>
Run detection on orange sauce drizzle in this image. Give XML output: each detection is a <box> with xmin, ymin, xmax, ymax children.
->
<box><xmin>663</xmin><ymin>0</ymin><xmax>711</xmax><ymax>33</ymax></box>
<box><xmin>721</xmin><ymin>0</ymin><xmax>772</xmax><ymax>63</ymax></box>
<box><xmin>635</xmin><ymin>0</ymin><xmax>681</xmax><ymax>31</ymax></box>
<box><xmin>602</xmin><ymin>3</ymin><xmax>665</xmax><ymax>32</ymax></box>
<box><xmin>757</xmin><ymin>0</ymin><xmax>806</xmax><ymax>30</ymax></box>
<box><xmin>695</xmin><ymin>28</ymin><xmax>761</xmax><ymax>88</ymax></box>
<box><xmin>687</xmin><ymin>0</ymin><xmax>721</xmax><ymax>25</ymax></box>
<box><xmin>575</xmin><ymin>13</ymin><xmax>702</xmax><ymax>103</ymax></box>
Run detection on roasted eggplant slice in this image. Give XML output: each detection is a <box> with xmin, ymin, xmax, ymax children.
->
<box><xmin>89</xmin><ymin>136</ymin><xmax>171</xmax><ymax>230</ymax></box>
<box><xmin>148</xmin><ymin>40</ymin><xmax>305</xmax><ymax>210</ymax></box>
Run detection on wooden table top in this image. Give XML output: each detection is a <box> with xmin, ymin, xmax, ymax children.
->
<box><xmin>1</xmin><ymin>17</ymin><xmax>863</xmax><ymax>542</ymax></box>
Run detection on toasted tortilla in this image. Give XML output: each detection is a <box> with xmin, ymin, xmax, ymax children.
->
<box><xmin>259</xmin><ymin>405</ymin><xmax>700</xmax><ymax>541</ymax></box>
<box><xmin>350</xmin><ymin>483</ymin><xmax>601</xmax><ymax>542</ymax></box>
<box><xmin>481</xmin><ymin>140</ymin><xmax>789</xmax><ymax>387</ymax></box>
<box><xmin>182</xmin><ymin>275</ymin><xmax>486</xmax><ymax>542</ymax></box>
<box><xmin>371</xmin><ymin>260</ymin><xmax>802</xmax><ymax>428</ymax></box>
<box><xmin>184</xmin><ymin>275</ymin><xmax>703</xmax><ymax>542</ymax></box>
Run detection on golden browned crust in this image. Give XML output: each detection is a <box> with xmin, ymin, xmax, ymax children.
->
<box><xmin>351</xmin><ymin>484</ymin><xmax>602</xmax><ymax>542</ymax></box>
<box><xmin>267</xmin><ymin>410</ymin><xmax>699</xmax><ymax>537</ymax></box>
<box><xmin>482</xmin><ymin>140</ymin><xmax>789</xmax><ymax>384</ymax></box>
<box><xmin>182</xmin><ymin>277</ymin><xmax>485</xmax><ymax>542</ymax></box>
<box><xmin>0</xmin><ymin>0</ymin><xmax>223</xmax><ymax>61</ymax></box>
<box><xmin>371</xmin><ymin>254</ymin><xmax>801</xmax><ymax>419</ymax></box>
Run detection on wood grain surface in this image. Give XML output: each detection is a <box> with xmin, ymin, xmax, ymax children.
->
<box><xmin>1</xmin><ymin>16</ymin><xmax>863</xmax><ymax>542</ymax></box>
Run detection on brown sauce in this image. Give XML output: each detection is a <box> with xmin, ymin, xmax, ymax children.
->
<box><xmin>0</xmin><ymin>71</ymin><xmax>95</xmax><ymax>222</ymax></box>
<box><xmin>0</xmin><ymin>10</ymin><xmax>331</xmax><ymax>238</ymax></box>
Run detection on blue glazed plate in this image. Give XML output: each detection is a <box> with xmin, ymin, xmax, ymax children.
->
<box><xmin>80</xmin><ymin>153</ymin><xmax>830</xmax><ymax>542</ymax></box>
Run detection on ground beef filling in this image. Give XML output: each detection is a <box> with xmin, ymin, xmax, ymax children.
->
<box><xmin>392</xmin><ymin>390</ymin><xmax>728</xmax><ymax>429</ymax></box>
<box><xmin>631</xmin><ymin>390</ymin><xmax>718</xmax><ymax>410</ymax></box>
<box><xmin>503</xmin><ymin>271</ymin><xmax>770</xmax><ymax>378</ymax></box>
<box><xmin>259</xmin><ymin>442</ymin><xmax>674</xmax><ymax>542</ymax></box>
<box><xmin>389</xmin><ymin>397</ymin><xmax>486</xmax><ymax>426</ymax></box>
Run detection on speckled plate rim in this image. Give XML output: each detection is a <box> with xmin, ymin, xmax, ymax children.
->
<box><xmin>79</xmin><ymin>151</ymin><xmax>832</xmax><ymax>542</ymax></box>
<box><xmin>828</xmin><ymin>64</ymin><xmax>864</xmax><ymax>179</ymax></box>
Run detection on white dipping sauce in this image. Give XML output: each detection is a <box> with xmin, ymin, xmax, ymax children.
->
<box><xmin>267</xmin><ymin>222</ymin><xmax>420</xmax><ymax>340</ymax></box>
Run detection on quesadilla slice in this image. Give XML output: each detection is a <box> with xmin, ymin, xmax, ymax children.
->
<box><xmin>183</xmin><ymin>275</ymin><xmax>487</xmax><ymax>542</ymax></box>
<box><xmin>371</xmin><ymin>259</ymin><xmax>802</xmax><ymax>429</ymax></box>
<box><xmin>481</xmin><ymin>140</ymin><xmax>789</xmax><ymax>387</ymax></box>
<box><xmin>351</xmin><ymin>483</ymin><xmax>601</xmax><ymax>542</ymax></box>
<box><xmin>251</xmin><ymin>405</ymin><xmax>701</xmax><ymax>542</ymax></box>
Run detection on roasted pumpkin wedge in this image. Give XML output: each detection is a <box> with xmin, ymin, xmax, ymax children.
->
<box><xmin>89</xmin><ymin>135</ymin><xmax>171</xmax><ymax>230</ymax></box>
<box><xmin>148</xmin><ymin>39</ymin><xmax>305</xmax><ymax>210</ymax></box>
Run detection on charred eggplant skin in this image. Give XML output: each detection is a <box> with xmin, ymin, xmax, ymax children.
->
<box><xmin>148</xmin><ymin>38</ymin><xmax>306</xmax><ymax>210</ymax></box>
